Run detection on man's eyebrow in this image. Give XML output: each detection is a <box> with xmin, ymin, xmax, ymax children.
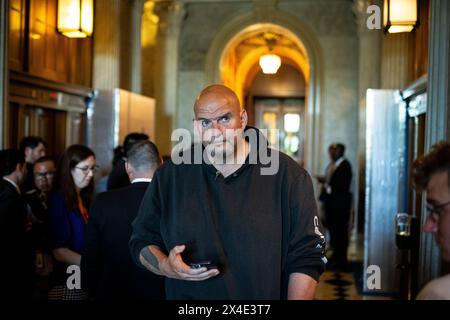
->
<box><xmin>196</xmin><ymin>112</ymin><xmax>232</xmax><ymax>121</ymax></box>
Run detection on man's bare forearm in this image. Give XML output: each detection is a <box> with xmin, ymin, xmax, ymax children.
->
<box><xmin>139</xmin><ymin>245</ymin><xmax>167</xmax><ymax>276</ymax></box>
<box><xmin>287</xmin><ymin>273</ymin><xmax>318</xmax><ymax>300</ymax></box>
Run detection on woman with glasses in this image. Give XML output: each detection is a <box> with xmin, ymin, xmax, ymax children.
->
<box><xmin>47</xmin><ymin>145</ymin><xmax>97</xmax><ymax>300</ymax></box>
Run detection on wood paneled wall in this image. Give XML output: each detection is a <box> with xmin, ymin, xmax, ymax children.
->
<box><xmin>381</xmin><ymin>0</ymin><xmax>429</xmax><ymax>89</ymax></box>
<box><xmin>8</xmin><ymin>0</ymin><xmax>92</xmax><ymax>87</ymax></box>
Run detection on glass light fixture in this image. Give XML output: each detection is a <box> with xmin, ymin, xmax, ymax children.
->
<box><xmin>57</xmin><ymin>0</ymin><xmax>94</xmax><ymax>38</ymax></box>
<box><xmin>259</xmin><ymin>32</ymin><xmax>282</xmax><ymax>74</ymax></box>
<box><xmin>259</xmin><ymin>54</ymin><xmax>281</xmax><ymax>74</ymax></box>
<box><xmin>383</xmin><ymin>0</ymin><xmax>417</xmax><ymax>33</ymax></box>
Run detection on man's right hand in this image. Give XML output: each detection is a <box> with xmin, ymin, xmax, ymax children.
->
<box><xmin>159</xmin><ymin>245</ymin><xmax>220</xmax><ymax>281</ymax></box>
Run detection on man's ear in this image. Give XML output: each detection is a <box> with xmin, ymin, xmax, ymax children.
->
<box><xmin>125</xmin><ymin>161</ymin><xmax>132</xmax><ymax>176</ymax></box>
<box><xmin>193</xmin><ymin>118</ymin><xmax>203</xmax><ymax>142</ymax></box>
<box><xmin>16</xmin><ymin>162</ymin><xmax>26</xmax><ymax>175</ymax></box>
<box><xmin>24</xmin><ymin>147</ymin><xmax>32</xmax><ymax>159</ymax></box>
<box><xmin>240</xmin><ymin>109</ymin><xmax>248</xmax><ymax>129</ymax></box>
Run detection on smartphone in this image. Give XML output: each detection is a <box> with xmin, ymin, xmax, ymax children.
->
<box><xmin>189</xmin><ymin>261</ymin><xmax>218</xmax><ymax>270</ymax></box>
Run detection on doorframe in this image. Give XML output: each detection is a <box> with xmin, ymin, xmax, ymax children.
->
<box><xmin>0</xmin><ymin>0</ymin><xmax>9</xmax><ymax>148</ymax></box>
<box><xmin>253</xmin><ymin>95</ymin><xmax>306</xmax><ymax>163</ymax></box>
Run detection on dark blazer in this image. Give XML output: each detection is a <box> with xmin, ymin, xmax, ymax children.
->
<box><xmin>0</xmin><ymin>179</ymin><xmax>33</xmax><ymax>298</ymax></box>
<box><xmin>326</xmin><ymin>159</ymin><xmax>352</xmax><ymax>212</ymax></box>
<box><xmin>81</xmin><ymin>182</ymin><xmax>165</xmax><ymax>300</ymax></box>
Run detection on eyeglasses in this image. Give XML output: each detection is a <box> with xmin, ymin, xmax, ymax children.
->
<box><xmin>193</xmin><ymin>113</ymin><xmax>233</xmax><ymax>129</ymax></box>
<box><xmin>75</xmin><ymin>165</ymin><xmax>99</xmax><ymax>175</ymax></box>
<box><xmin>34</xmin><ymin>171</ymin><xmax>55</xmax><ymax>179</ymax></box>
<box><xmin>426</xmin><ymin>200</ymin><xmax>450</xmax><ymax>221</ymax></box>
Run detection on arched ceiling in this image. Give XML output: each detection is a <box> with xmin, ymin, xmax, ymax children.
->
<box><xmin>219</xmin><ymin>23</ymin><xmax>310</xmax><ymax>103</ymax></box>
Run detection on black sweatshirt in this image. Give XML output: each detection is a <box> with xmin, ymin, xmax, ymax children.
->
<box><xmin>130</xmin><ymin>135</ymin><xmax>326</xmax><ymax>299</ymax></box>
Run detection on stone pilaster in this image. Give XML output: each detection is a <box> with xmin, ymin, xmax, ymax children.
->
<box><xmin>92</xmin><ymin>0</ymin><xmax>121</xmax><ymax>89</ymax></box>
<box><xmin>354</xmin><ymin>0</ymin><xmax>382</xmax><ymax>232</ymax></box>
<box><xmin>153</xmin><ymin>0</ymin><xmax>185</xmax><ymax>155</ymax></box>
<box><xmin>130</xmin><ymin>0</ymin><xmax>146</xmax><ymax>93</ymax></box>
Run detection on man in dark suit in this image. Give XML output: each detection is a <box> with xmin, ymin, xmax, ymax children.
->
<box><xmin>0</xmin><ymin>149</ymin><xmax>33</xmax><ymax>299</ymax></box>
<box><xmin>81</xmin><ymin>140</ymin><xmax>165</xmax><ymax>299</ymax></box>
<box><xmin>317</xmin><ymin>143</ymin><xmax>352</xmax><ymax>271</ymax></box>
<box><xmin>107</xmin><ymin>133</ymin><xmax>149</xmax><ymax>191</ymax></box>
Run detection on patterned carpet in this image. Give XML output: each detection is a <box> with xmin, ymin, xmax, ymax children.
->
<box><xmin>316</xmin><ymin>261</ymin><xmax>361</xmax><ymax>300</ymax></box>
<box><xmin>315</xmin><ymin>261</ymin><xmax>391</xmax><ymax>300</ymax></box>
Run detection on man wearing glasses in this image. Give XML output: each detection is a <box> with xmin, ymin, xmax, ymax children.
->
<box><xmin>25</xmin><ymin>156</ymin><xmax>56</xmax><ymax>298</ymax></box>
<box><xmin>413</xmin><ymin>141</ymin><xmax>450</xmax><ymax>300</ymax></box>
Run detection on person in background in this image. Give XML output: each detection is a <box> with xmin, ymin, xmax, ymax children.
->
<box><xmin>107</xmin><ymin>133</ymin><xmax>149</xmax><ymax>191</ymax></box>
<box><xmin>0</xmin><ymin>149</ymin><xmax>33</xmax><ymax>299</ymax></box>
<box><xmin>82</xmin><ymin>140</ymin><xmax>165</xmax><ymax>300</ymax></box>
<box><xmin>19</xmin><ymin>136</ymin><xmax>47</xmax><ymax>193</ymax></box>
<box><xmin>48</xmin><ymin>145</ymin><xmax>97</xmax><ymax>300</ymax></box>
<box><xmin>317</xmin><ymin>143</ymin><xmax>352</xmax><ymax>271</ymax></box>
<box><xmin>25</xmin><ymin>156</ymin><xmax>56</xmax><ymax>299</ymax></box>
<box><xmin>414</xmin><ymin>141</ymin><xmax>450</xmax><ymax>300</ymax></box>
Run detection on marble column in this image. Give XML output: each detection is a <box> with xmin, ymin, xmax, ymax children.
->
<box><xmin>130</xmin><ymin>0</ymin><xmax>146</xmax><ymax>93</ymax></box>
<box><xmin>354</xmin><ymin>0</ymin><xmax>382</xmax><ymax>232</ymax></box>
<box><xmin>154</xmin><ymin>0</ymin><xmax>184</xmax><ymax>156</ymax></box>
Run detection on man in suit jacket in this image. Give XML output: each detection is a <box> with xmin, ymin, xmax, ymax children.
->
<box><xmin>318</xmin><ymin>143</ymin><xmax>352</xmax><ymax>270</ymax></box>
<box><xmin>0</xmin><ymin>149</ymin><xmax>33</xmax><ymax>299</ymax></box>
<box><xmin>81</xmin><ymin>140</ymin><xmax>165</xmax><ymax>300</ymax></box>
<box><xmin>107</xmin><ymin>133</ymin><xmax>149</xmax><ymax>191</ymax></box>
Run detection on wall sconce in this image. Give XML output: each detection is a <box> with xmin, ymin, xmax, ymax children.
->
<box><xmin>259</xmin><ymin>33</ymin><xmax>281</xmax><ymax>74</ymax></box>
<box><xmin>57</xmin><ymin>0</ymin><xmax>94</xmax><ymax>38</ymax></box>
<box><xmin>383</xmin><ymin>0</ymin><xmax>417</xmax><ymax>33</ymax></box>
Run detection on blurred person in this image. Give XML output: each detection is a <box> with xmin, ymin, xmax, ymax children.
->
<box><xmin>107</xmin><ymin>133</ymin><xmax>149</xmax><ymax>190</ymax></box>
<box><xmin>82</xmin><ymin>140</ymin><xmax>165</xmax><ymax>300</ymax></box>
<box><xmin>0</xmin><ymin>149</ymin><xmax>33</xmax><ymax>299</ymax></box>
<box><xmin>317</xmin><ymin>143</ymin><xmax>352</xmax><ymax>271</ymax></box>
<box><xmin>25</xmin><ymin>156</ymin><xmax>56</xmax><ymax>298</ymax></box>
<box><xmin>47</xmin><ymin>145</ymin><xmax>97</xmax><ymax>300</ymax></box>
<box><xmin>19</xmin><ymin>136</ymin><xmax>47</xmax><ymax>193</ymax></box>
<box><xmin>414</xmin><ymin>141</ymin><xmax>450</xmax><ymax>300</ymax></box>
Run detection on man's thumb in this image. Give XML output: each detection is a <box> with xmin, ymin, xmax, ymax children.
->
<box><xmin>174</xmin><ymin>244</ymin><xmax>186</xmax><ymax>254</ymax></box>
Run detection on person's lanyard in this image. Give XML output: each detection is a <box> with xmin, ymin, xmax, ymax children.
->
<box><xmin>78</xmin><ymin>198</ymin><xmax>89</xmax><ymax>224</ymax></box>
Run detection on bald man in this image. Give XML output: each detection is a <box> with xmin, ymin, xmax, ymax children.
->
<box><xmin>130</xmin><ymin>84</ymin><xmax>326</xmax><ymax>299</ymax></box>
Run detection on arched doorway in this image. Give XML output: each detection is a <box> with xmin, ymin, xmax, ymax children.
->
<box><xmin>215</xmin><ymin>24</ymin><xmax>309</xmax><ymax>165</ymax></box>
<box><xmin>206</xmin><ymin>19</ymin><xmax>323</xmax><ymax>173</ymax></box>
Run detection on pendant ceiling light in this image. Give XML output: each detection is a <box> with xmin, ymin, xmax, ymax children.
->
<box><xmin>259</xmin><ymin>54</ymin><xmax>282</xmax><ymax>74</ymax></box>
<box><xmin>259</xmin><ymin>33</ymin><xmax>282</xmax><ymax>75</ymax></box>
<box><xmin>383</xmin><ymin>0</ymin><xmax>417</xmax><ymax>33</ymax></box>
<box><xmin>57</xmin><ymin>0</ymin><xmax>94</xmax><ymax>38</ymax></box>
